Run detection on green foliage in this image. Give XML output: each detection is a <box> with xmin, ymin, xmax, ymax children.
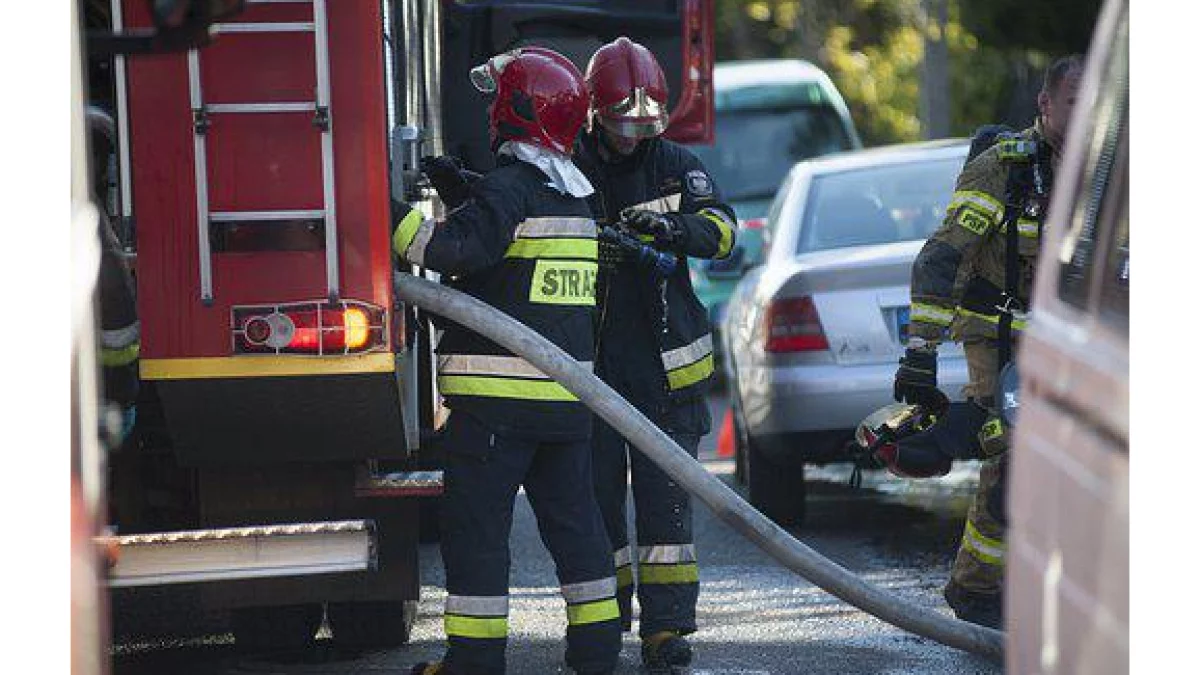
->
<box><xmin>713</xmin><ymin>0</ymin><xmax>1096</xmax><ymax>146</ymax></box>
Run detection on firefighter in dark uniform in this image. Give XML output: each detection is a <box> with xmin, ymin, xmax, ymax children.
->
<box><xmin>894</xmin><ymin>55</ymin><xmax>1084</xmax><ymax>629</ymax></box>
<box><xmin>573</xmin><ymin>37</ymin><xmax>737</xmax><ymax>671</ymax></box>
<box><xmin>394</xmin><ymin>47</ymin><xmax>621</xmax><ymax>675</ymax></box>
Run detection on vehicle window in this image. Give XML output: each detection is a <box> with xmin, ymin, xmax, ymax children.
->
<box><xmin>691</xmin><ymin>106</ymin><xmax>852</xmax><ymax>205</ymax></box>
<box><xmin>795</xmin><ymin>156</ymin><xmax>963</xmax><ymax>254</ymax></box>
<box><xmin>1057</xmin><ymin>16</ymin><xmax>1129</xmax><ymax>319</ymax></box>
<box><xmin>1097</xmin><ymin>191</ymin><xmax>1128</xmax><ymax>332</ymax></box>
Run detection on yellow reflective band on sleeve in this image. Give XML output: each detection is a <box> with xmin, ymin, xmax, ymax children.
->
<box><xmin>614</xmin><ymin>564</ymin><xmax>633</xmax><ymax>586</ymax></box>
<box><xmin>911</xmin><ymin>302</ymin><xmax>955</xmax><ymax>327</ymax></box>
<box><xmin>566</xmin><ymin>598</ymin><xmax>620</xmax><ymax>626</ymax></box>
<box><xmin>100</xmin><ymin>341</ymin><xmax>141</xmax><ymax>367</ymax></box>
<box><xmin>505</xmin><ymin>238</ymin><xmax>598</xmax><ymax>260</ymax></box>
<box><xmin>616</xmin><ymin>566</ymin><xmax>633</xmax><ymax>589</ymax></box>
<box><xmin>438</xmin><ymin>374</ymin><xmax>579</xmax><ymax>402</ymax></box>
<box><xmin>963</xmin><ymin>520</ymin><xmax>1006</xmax><ymax>566</ymax></box>
<box><xmin>444</xmin><ymin>615</ymin><xmax>509</xmax><ymax>640</ymax></box>
<box><xmin>949</xmin><ymin>190</ymin><xmax>1003</xmax><ymax>220</ymax></box>
<box><xmin>956</xmin><ymin>307</ymin><xmax>1028</xmax><ymax>332</ymax></box>
<box><xmin>1002</xmin><ymin>218</ymin><xmax>1041</xmax><ymax>238</ymax></box>
<box><xmin>529</xmin><ymin>260</ymin><xmax>597</xmax><ymax>306</ymax></box>
<box><xmin>638</xmin><ymin>563</ymin><xmax>699</xmax><ymax>585</ymax></box>
<box><xmin>666</xmin><ymin>354</ymin><xmax>714</xmax><ymax>390</ymax></box>
<box><xmin>700</xmin><ymin>209</ymin><xmax>735</xmax><ymax>259</ymax></box>
<box><xmin>391</xmin><ymin>208</ymin><xmax>425</xmax><ymax>257</ymax></box>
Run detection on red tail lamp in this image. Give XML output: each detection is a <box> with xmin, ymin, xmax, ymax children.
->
<box><xmin>232</xmin><ymin>300</ymin><xmax>386</xmax><ymax>355</ymax></box>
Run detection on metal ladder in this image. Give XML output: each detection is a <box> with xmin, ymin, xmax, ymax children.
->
<box><xmin>189</xmin><ymin>0</ymin><xmax>340</xmax><ymax>304</ymax></box>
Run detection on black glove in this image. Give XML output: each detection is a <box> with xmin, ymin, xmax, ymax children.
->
<box><xmin>420</xmin><ymin>155</ymin><xmax>478</xmax><ymax>210</ymax></box>
<box><xmin>894</xmin><ymin>346</ymin><xmax>943</xmax><ymax>408</ymax></box>
<box><xmin>619</xmin><ymin>207</ymin><xmax>686</xmax><ymax>251</ymax></box>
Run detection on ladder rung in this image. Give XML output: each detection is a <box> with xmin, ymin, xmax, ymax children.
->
<box><xmin>207</xmin><ymin>102</ymin><xmax>317</xmax><ymax>114</ymax></box>
<box><xmin>213</xmin><ymin>22</ymin><xmax>315</xmax><ymax>34</ymax></box>
<box><xmin>211</xmin><ymin>210</ymin><xmax>325</xmax><ymax>223</ymax></box>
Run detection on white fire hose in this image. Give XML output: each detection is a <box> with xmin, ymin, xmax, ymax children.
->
<box><xmin>395</xmin><ymin>273</ymin><xmax>1004</xmax><ymax>661</ymax></box>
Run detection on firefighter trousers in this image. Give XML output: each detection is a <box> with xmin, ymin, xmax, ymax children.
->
<box><xmin>439</xmin><ymin>411</ymin><xmax>622</xmax><ymax>675</ymax></box>
<box><xmin>592</xmin><ymin>416</ymin><xmax>700</xmax><ymax>639</ymax></box>
<box><xmin>949</xmin><ymin>340</ymin><xmax>1008</xmax><ymax>596</ymax></box>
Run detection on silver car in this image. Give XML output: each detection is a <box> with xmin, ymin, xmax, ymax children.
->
<box><xmin>722</xmin><ymin>139</ymin><xmax>972</xmax><ymax>526</ymax></box>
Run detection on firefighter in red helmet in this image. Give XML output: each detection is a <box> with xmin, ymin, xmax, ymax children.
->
<box><xmin>573</xmin><ymin>37</ymin><xmax>737</xmax><ymax>672</ymax></box>
<box><xmin>395</xmin><ymin>46</ymin><xmax>620</xmax><ymax>675</ymax></box>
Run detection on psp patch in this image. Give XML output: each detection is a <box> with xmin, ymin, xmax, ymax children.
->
<box><xmin>685</xmin><ymin>170</ymin><xmax>713</xmax><ymax>197</ymax></box>
<box><xmin>955</xmin><ymin>204</ymin><xmax>994</xmax><ymax>236</ymax></box>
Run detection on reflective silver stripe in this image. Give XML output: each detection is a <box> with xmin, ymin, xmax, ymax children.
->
<box><xmin>626</xmin><ymin>193</ymin><xmax>682</xmax><ymax>215</ymax></box>
<box><xmin>446</xmin><ymin>594</ymin><xmax>509</xmax><ymax>617</ymax></box>
<box><xmin>699</xmin><ymin>206</ymin><xmax>735</xmax><ymax>230</ymax></box>
<box><xmin>949</xmin><ymin>190</ymin><xmax>1003</xmax><ymax>220</ymax></box>
<box><xmin>638</xmin><ymin>544</ymin><xmax>697</xmax><ymax>564</ymax></box>
<box><xmin>661</xmin><ymin>334</ymin><xmax>713</xmax><ymax>372</ymax></box>
<box><xmin>562</xmin><ymin>577</ymin><xmax>618</xmax><ymax>604</ymax></box>
<box><xmin>406</xmin><ymin>217</ymin><xmax>438</xmax><ymax>267</ymax></box>
<box><xmin>101</xmin><ymin>321</ymin><xmax>140</xmax><ymax>349</ymax></box>
<box><xmin>438</xmin><ymin>354</ymin><xmax>593</xmax><ymax>379</ymax></box>
<box><xmin>613</xmin><ymin>546</ymin><xmax>632</xmax><ymax>568</ymax></box>
<box><xmin>513</xmin><ymin>217</ymin><xmax>595</xmax><ymax>239</ymax></box>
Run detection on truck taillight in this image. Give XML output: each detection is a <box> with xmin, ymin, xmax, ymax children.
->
<box><xmin>232</xmin><ymin>301</ymin><xmax>387</xmax><ymax>355</ymax></box>
<box><xmin>763</xmin><ymin>296</ymin><xmax>829</xmax><ymax>353</ymax></box>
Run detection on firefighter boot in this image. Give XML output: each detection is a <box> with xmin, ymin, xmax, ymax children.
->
<box><xmin>943</xmin><ymin>582</ymin><xmax>1003</xmax><ymax>630</ymax></box>
<box><xmin>641</xmin><ymin>630</ymin><xmax>693</xmax><ymax>671</ymax></box>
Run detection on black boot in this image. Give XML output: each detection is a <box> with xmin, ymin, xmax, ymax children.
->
<box><xmin>943</xmin><ymin>582</ymin><xmax>1003</xmax><ymax>630</ymax></box>
<box><xmin>641</xmin><ymin>630</ymin><xmax>693</xmax><ymax>671</ymax></box>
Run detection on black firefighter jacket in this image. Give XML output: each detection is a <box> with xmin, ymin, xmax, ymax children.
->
<box><xmin>574</xmin><ymin>133</ymin><xmax>737</xmax><ymax>433</ymax></box>
<box><xmin>392</xmin><ymin>157</ymin><xmax>598</xmax><ymax>442</ymax></box>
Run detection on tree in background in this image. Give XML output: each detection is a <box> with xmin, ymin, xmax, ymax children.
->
<box><xmin>714</xmin><ymin>0</ymin><xmax>1100</xmax><ymax>146</ymax></box>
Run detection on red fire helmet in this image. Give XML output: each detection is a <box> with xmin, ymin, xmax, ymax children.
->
<box><xmin>470</xmin><ymin>46</ymin><xmax>589</xmax><ymax>155</ymax></box>
<box><xmin>584</xmin><ymin>37</ymin><xmax>670</xmax><ymax>140</ymax></box>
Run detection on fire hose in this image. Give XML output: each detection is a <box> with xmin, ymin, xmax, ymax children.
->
<box><xmin>395</xmin><ymin>273</ymin><xmax>1004</xmax><ymax>661</ymax></box>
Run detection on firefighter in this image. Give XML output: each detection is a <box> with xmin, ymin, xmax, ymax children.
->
<box><xmin>393</xmin><ymin>47</ymin><xmax>621</xmax><ymax>675</ymax></box>
<box><xmin>572</xmin><ymin>37</ymin><xmax>737</xmax><ymax>671</ymax></box>
<box><xmin>895</xmin><ymin>55</ymin><xmax>1084</xmax><ymax>629</ymax></box>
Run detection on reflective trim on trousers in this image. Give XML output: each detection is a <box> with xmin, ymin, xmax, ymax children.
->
<box><xmin>638</xmin><ymin>544</ymin><xmax>697</xmax><ymax>565</ymax></box>
<box><xmin>566</xmin><ymin>597</ymin><xmax>621</xmax><ymax>626</ymax></box>
<box><xmin>962</xmin><ymin>520</ymin><xmax>1006</xmax><ymax>566</ymax></box>
<box><xmin>637</xmin><ymin>562</ymin><xmax>700</xmax><ymax>585</ymax></box>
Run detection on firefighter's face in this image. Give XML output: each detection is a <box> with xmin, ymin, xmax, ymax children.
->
<box><xmin>1038</xmin><ymin>66</ymin><xmax>1083</xmax><ymax>149</ymax></box>
<box><xmin>597</xmin><ymin>125</ymin><xmax>642</xmax><ymax>156</ymax></box>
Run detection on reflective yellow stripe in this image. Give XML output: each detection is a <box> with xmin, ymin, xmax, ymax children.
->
<box><xmin>911</xmin><ymin>302</ymin><xmax>955</xmax><ymax>327</ymax></box>
<box><xmin>438</xmin><ymin>374</ymin><xmax>578</xmax><ymax>402</ymax></box>
<box><xmin>1002</xmin><ymin>218</ymin><xmax>1041</xmax><ymax>238</ymax></box>
<box><xmin>566</xmin><ymin>598</ymin><xmax>620</xmax><ymax>626</ymax></box>
<box><xmin>505</xmin><ymin>238</ymin><xmax>597</xmax><ymax>260</ymax></box>
<box><xmin>638</xmin><ymin>563</ymin><xmax>699</xmax><ymax>585</ymax></box>
<box><xmin>700</xmin><ymin>208</ymin><xmax>735</xmax><ymax>258</ymax></box>
<box><xmin>140</xmin><ymin>354</ymin><xmax>395</xmax><ymax>380</ymax></box>
<box><xmin>957</xmin><ymin>307</ymin><xmax>1028</xmax><ymax>331</ymax></box>
<box><xmin>100</xmin><ymin>341</ymin><xmax>140</xmax><ymax>367</ymax></box>
<box><xmin>392</xmin><ymin>208</ymin><xmax>425</xmax><ymax>257</ymax></box>
<box><xmin>963</xmin><ymin>520</ymin><xmax>1006</xmax><ymax>566</ymax></box>
<box><xmin>666</xmin><ymin>354</ymin><xmax>714</xmax><ymax>390</ymax></box>
<box><xmin>949</xmin><ymin>190</ymin><xmax>1003</xmax><ymax>220</ymax></box>
<box><xmin>616</xmin><ymin>566</ymin><xmax>633</xmax><ymax>588</ymax></box>
<box><xmin>444</xmin><ymin>615</ymin><xmax>508</xmax><ymax>639</ymax></box>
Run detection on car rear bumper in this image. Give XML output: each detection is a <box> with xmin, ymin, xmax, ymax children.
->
<box><xmin>739</xmin><ymin>356</ymin><xmax>971</xmax><ymax>442</ymax></box>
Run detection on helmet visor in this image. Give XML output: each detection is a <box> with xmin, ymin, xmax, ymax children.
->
<box><xmin>470</xmin><ymin>51</ymin><xmax>518</xmax><ymax>94</ymax></box>
<box><xmin>594</xmin><ymin>86</ymin><xmax>668</xmax><ymax>140</ymax></box>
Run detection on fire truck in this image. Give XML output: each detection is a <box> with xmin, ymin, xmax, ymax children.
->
<box><xmin>86</xmin><ymin>0</ymin><xmax>715</xmax><ymax>652</ymax></box>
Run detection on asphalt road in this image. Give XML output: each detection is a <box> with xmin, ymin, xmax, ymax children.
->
<box><xmin>112</xmin><ymin>395</ymin><xmax>1003</xmax><ymax>675</ymax></box>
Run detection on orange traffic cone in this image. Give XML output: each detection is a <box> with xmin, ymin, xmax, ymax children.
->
<box><xmin>716</xmin><ymin>408</ymin><xmax>735</xmax><ymax>458</ymax></box>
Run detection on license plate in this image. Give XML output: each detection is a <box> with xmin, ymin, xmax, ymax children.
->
<box><xmin>895</xmin><ymin>306</ymin><xmax>910</xmax><ymax>343</ymax></box>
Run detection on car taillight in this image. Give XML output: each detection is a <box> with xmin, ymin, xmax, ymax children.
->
<box><xmin>232</xmin><ymin>300</ymin><xmax>387</xmax><ymax>355</ymax></box>
<box><xmin>763</xmin><ymin>296</ymin><xmax>829</xmax><ymax>352</ymax></box>
<box><xmin>742</xmin><ymin>217</ymin><xmax>766</xmax><ymax>230</ymax></box>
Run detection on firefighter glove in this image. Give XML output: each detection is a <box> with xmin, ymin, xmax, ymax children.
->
<box><xmin>619</xmin><ymin>207</ymin><xmax>686</xmax><ymax>251</ymax></box>
<box><xmin>894</xmin><ymin>346</ymin><xmax>941</xmax><ymax>408</ymax></box>
<box><xmin>420</xmin><ymin>155</ymin><xmax>478</xmax><ymax>210</ymax></box>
